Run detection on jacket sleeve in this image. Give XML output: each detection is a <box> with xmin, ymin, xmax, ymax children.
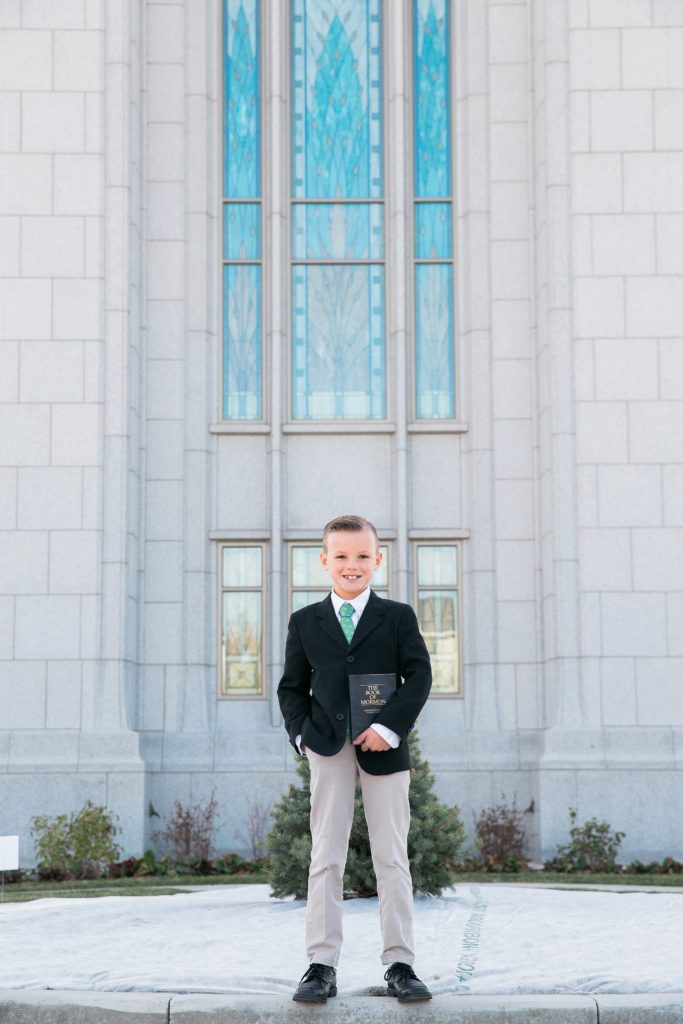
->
<box><xmin>277</xmin><ymin>614</ymin><xmax>313</xmax><ymax>751</ymax></box>
<box><xmin>372</xmin><ymin>604</ymin><xmax>432</xmax><ymax>741</ymax></box>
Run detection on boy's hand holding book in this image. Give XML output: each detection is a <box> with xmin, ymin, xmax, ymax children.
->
<box><xmin>353</xmin><ymin>727</ymin><xmax>390</xmax><ymax>752</ymax></box>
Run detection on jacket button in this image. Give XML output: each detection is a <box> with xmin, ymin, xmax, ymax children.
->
<box><xmin>336</xmin><ymin>713</ymin><xmax>344</xmax><ymax>721</ymax></box>
<box><xmin>347</xmin><ymin>655</ymin><xmax>355</xmax><ymax>663</ymax></box>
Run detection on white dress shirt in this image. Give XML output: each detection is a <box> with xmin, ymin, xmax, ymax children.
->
<box><xmin>296</xmin><ymin>588</ymin><xmax>400</xmax><ymax>753</ymax></box>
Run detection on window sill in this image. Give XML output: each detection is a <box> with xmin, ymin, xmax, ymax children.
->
<box><xmin>282</xmin><ymin>422</ymin><xmax>397</xmax><ymax>434</ymax></box>
<box><xmin>407</xmin><ymin>421</ymin><xmax>469</xmax><ymax>433</ymax></box>
<box><xmin>209</xmin><ymin>423</ymin><xmax>271</xmax><ymax>434</ymax></box>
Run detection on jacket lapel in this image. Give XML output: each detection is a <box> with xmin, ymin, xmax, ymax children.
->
<box><xmin>348</xmin><ymin>591</ymin><xmax>387</xmax><ymax>651</ymax></box>
<box><xmin>316</xmin><ymin>595</ymin><xmax>349</xmax><ymax>650</ymax></box>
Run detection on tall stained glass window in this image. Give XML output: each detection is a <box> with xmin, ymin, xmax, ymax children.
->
<box><xmin>415</xmin><ymin>544</ymin><xmax>460</xmax><ymax>694</ymax></box>
<box><xmin>223</xmin><ymin>0</ymin><xmax>262</xmax><ymax>419</ymax></box>
<box><xmin>220</xmin><ymin>545</ymin><xmax>265</xmax><ymax>696</ymax></box>
<box><xmin>413</xmin><ymin>0</ymin><xmax>455</xmax><ymax>418</ymax></box>
<box><xmin>291</xmin><ymin>0</ymin><xmax>386</xmax><ymax>420</ymax></box>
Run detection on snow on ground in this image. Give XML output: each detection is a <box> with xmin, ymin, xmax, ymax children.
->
<box><xmin>1</xmin><ymin>883</ymin><xmax>682</xmax><ymax>996</ymax></box>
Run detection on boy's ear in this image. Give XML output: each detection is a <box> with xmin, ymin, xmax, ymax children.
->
<box><xmin>320</xmin><ymin>549</ymin><xmax>329</xmax><ymax>571</ymax></box>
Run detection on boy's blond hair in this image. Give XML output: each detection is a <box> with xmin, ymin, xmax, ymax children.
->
<box><xmin>322</xmin><ymin>515</ymin><xmax>379</xmax><ymax>551</ymax></box>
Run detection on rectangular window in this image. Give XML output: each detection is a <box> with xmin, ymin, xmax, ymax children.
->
<box><xmin>219</xmin><ymin>544</ymin><xmax>265</xmax><ymax>697</ymax></box>
<box><xmin>414</xmin><ymin>543</ymin><xmax>461</xmax><ymax>695</ymax></box>
<box><xmin>289</xmin><ymin>543</ymin><xmax>390</xmax><ymax>613</ymax></box>
<box><xmin>290</xmin><ymin>0</ymin><xmax>386</xmax><ymax>420</ymax></box>
<box><xmin>222</xmin><ymin>0</ymin><xmax>262</xmax><ymax>419</ymax></box>
<box><xmin>413</xmin><ymin>0</ymin><xmax>455</xmax><ymax>419</ymax></box>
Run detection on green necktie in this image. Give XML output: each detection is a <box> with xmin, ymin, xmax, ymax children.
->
<box><xmin>339</xmin><ymin>602</ymin><xmax>355</xmax><ymax>644</ymax></box>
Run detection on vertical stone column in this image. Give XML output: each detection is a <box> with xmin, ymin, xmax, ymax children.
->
<box><xmin>386</xmin><ymin>2</ymin><xmax>409</xmax><ymax>601</ymax></box>
<box><xmin>459</xmin><ymin>0</ymin><xmax>500</xmax><ymax>736</ymax></box>
<box><xmin>266</xmin><ymin>0</ymin><xmax>288</xmax><ymax>727</ymax></box>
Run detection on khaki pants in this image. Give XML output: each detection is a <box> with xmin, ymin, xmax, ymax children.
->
<box><xmin>305</xmin><ymin>740</ymin><xmax>414</xmax><ymax>968</ymax></box>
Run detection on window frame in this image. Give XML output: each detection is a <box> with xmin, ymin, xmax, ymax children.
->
<box><xmin>219</xmin><ymin>0</ymin><xmax>267</xmax><ymax>425</ymax></box>
<box><xmin>288</xmin><ymin>540</ymin><xmax>392</xmax><ymax>617</ymax></box>
<box><xmin>408</xmin><ymin>0</ymin><xmax>458</xmax><ymax>424</ymax></box>
<box><xmin>286</xmin><ymin>0</ymin><xmax>392</xmax><ymax>425</ymax></box>
<box><xmin>217</xmin><ymin>541</ymin><xmax>267</xmax><ymax>700</ymax></box>
<box><xmin>413</xmin><ymin>540</ymin><xmax>463</xmax><ymax>698</ymax></box>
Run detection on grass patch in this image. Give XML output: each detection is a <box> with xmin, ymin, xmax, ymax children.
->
<box><xmin>2</xmin><ymin>870</ymin><xmax>682</xmax><ymax>905</ymax></box>
<box><xmin>451</xmin><ymin>871</ymin><xmax>683</xmax><ymax>888</ymax></box>
<box><xmin>0</xmin><ymin>873</ymin><xmax>266</xmax><ymax>904</ymax></box>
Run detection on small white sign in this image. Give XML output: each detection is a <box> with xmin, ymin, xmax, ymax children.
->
<box><xmin>0</xmin><ymin>836</ymin><xmax>19</xmax><ymax>871</ymax></box>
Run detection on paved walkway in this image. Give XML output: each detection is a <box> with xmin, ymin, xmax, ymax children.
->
<box><xmin>1</xmin><ymin>990</ymin><xmax>683</xmax><ymax>1023</ymax></box>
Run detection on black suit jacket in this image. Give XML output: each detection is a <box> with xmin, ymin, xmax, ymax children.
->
<box><xmin>277</xmin><ymin>591</ymin><xmax>432</xmax><ymax>775</ymax></box>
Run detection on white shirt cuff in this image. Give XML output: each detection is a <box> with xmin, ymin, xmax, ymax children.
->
<box><xmin>295</xmin><ymin>734</ymin><xmax>305</xmax><ymax>755</ymax></box>
<box><xmin>369</xmin><ymin>722</ymin><xmax>400</xmax><ymax>749</ymax></box>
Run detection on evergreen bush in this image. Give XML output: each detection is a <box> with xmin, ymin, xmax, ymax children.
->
<box><xmin>267</xmin><ymin>731</ymin><xmax>465</xmax><ymax>900</ymax></box>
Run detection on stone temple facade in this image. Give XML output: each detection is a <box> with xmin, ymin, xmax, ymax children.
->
<box><xmin>1</xmin><ymin>0</ymin><xmax>683</xmax><ymax>868</ymax></box>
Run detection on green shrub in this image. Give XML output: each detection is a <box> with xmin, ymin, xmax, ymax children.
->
<box><xmin>31</xmin><ymin>801</ymin><xmax>121</xmax><ymax>880</ymax></box>
<box><xmin>267</xmin><ymin>731</ymin><xmax>465</xmax><ymax>900</ymax></box>
<box><xmin>546</xmin><ymin>808</ymin><xmax>625</xmax><ymax>873</ymax></box>
<box><xmin>625</xmin><ymin>857</ymin><xmax>683</xmax><ymax>875</ymax></box>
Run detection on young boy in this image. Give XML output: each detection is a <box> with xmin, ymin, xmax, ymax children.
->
<box><xmin>277</xmin><ymin>514</ymin><xmax>433</xmax><ymax>1004</ymax></box>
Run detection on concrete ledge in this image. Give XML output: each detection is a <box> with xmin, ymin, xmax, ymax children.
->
<box><xmin>2</xmin><ymin>992</ymin><xmax>681</xmax><ymax>1024</ymax></box>
<box><xmin>596</xmin><ymin>994</ymin><xmax>683</xmax><ymax>1023</ymax></box>
<box><xmin>0</xmin><ymin>991</ymin><xmax>170</xmax><ymax>1023</ymax></box>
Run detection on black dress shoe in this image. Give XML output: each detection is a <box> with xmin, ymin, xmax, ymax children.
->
<box><xmin>292</xmin><ymin>962</ymin><xmax>337</xmax><ymax>1003</ymax></box>
<box><xmin>384</xmin><ymin>961</ymin><xmax>432</xmax><ymax>1002</ymax></box>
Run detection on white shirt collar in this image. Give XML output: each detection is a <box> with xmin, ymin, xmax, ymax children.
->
<box><xmin>330</xmin><ymin>586</ymin><xmax>372</xmax><ymax>619</ymax></box>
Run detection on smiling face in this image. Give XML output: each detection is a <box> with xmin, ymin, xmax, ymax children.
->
<box><xmin>320</xmin><ymin>528</ymin><xmax>382</xmax><ymax>600</ymax></box>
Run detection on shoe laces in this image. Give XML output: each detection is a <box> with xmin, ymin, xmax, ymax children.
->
<box><xmin>385</xmin><ymin>962</ymin><xmax>418</xmax><ymax>983</ymax></box>
<box><xmin>301</xmin><ymin>963</ymin><xmax>334</xmax><ymax>983</ymax></box>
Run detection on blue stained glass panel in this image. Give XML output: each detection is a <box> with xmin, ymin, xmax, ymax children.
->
<box><xmin>292</xmin><ymin>0</ymin><xmax>383</xmax><ymax>199</ymax></box>
<box><xmin>224</xmin><ymin>203</ymin><xmax>261</xmax><ymax>259</ymax></box>
<box><xmin>223</xmin><ymin>264</ymin><xmax>262</xmax><ymax>419</ymax></box>
<box><xmin>224</xmin><ymin>0</ymin><xmax>260</xmax><ymax>198</ymax></box>
<box><xmin>292</xmin><ymin>203</ymin><xmax>383</xmax><ymax>259</ymax></box>
<box><xmin>414</xmin><ymin>0</ymin><xmax>451</xmax><ymax>198</ymax></box>
<box><xmin>416</xmin><ymin>202</ymin><xmax>452</xmax><ymax>258</ymax></box>
<box><xmin>415</xmin><ymin>263</ymin><xmax>454</xmax><ymax>418</ymax></box>
<box><xmin>292</xmin><ymin>265</ymin><xmax>385</xmax><ymax>419</ymax></box>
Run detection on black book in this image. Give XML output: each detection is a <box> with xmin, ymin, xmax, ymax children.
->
<box><xmin>348</xmin><ymin>673</ymin><xmax>396</xmax><ymax>742</ymax></box>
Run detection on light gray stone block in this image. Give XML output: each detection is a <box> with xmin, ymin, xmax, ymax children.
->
<box><xmin>597</xmin><ymin>994</ymin><xmax>683</xmax><ymax>1023</ymax></box>
<box><xmin>54</xmin><ymin>30</ymin><xmax>102</xmax><ymax>91</ymax></box>
<box><xmin>0</xmin><ymin>662</ymin><xmax>45</xmax><ymax>729</ymax></box>
<box><xmin>19</xmin><ymin>341</ymin><xmax>84</xmax><ymax>403</ymax></box>
<box><xmin>490</xmin><ymin>123</ymin><xmax>527</xmax><ymax>182</ymax></box>
<box><xmin>591</xmin><ymin>91</ymin><xmax>653</xmax><ymax>152</ymax></box>
<box><xmin>0</xmin><ymin>31</ymin><xmax>52</xmax><ymax>89</ymax></box>
<box><xmin>570</xmin><ymin>28</ymin><xmax>620</xmax><ymax>89</ymax></box>
<box><xmin>622</xmin><ymin>28</ymin><xmax>683</xmax><ymax>88</ymax></box>
<box><xmin>15</xmin><ymin>595</ymin><xmax>81</xmax><ymax>660</ymax></box>
<box><xmin>22</xmin><ymin>92</ymin><xmax>85</xmax><ymax>153</ymax></box>
<box><xmin>0</xmin><ymin>530</ymin><xmax>48</xmax><ymax>594</ymax></box>
<box><xmin>0</xmin><ymin>94</ymin><xmax>20</xmax><ymax>151</ymax></box>
<box><xmin>602</xmin><ymin>593</ymin><xmax>667</xmax><ymax>657</ymax></box>
<box><xmin>0</xmin><ymin>990</ymin><xmax>169</xmax><ymax>1024</ymax></box>
<box><xmin>578</xmin><ymin>529</ymin><xmax>631</xmax><ymax>592</ymax></box>
<box><xmin>17</xmin><ymin>468</ymin><xmax>82</xmax><ymax>529</ymax></box>
<box><xmin>53</xmin><ymin>279</ymin><xmax>102</xmax><ymax>339</ymax></box>
<box><xmin>572</xmin><ymin>154</ymin><xmax>622</xmax><ymax>213</ymax></box>
<box><xmin>629</xmin><ymin>401</ymin><xmax>683</xmax><ymax>462</ymax></box>
<box><xmin>0</xmin><ymin>280</ymin><xmax>51</xmax><ymax>339</ymax></box>
<box><xmin>597</xmin><ymin>465</ymin><xmax>661</xmax><ymax>527</ymax></box>
<box><xmin>51</xmin><ymin>404</ymin><xmax>101</xmax><ymax>466</ymax></box>
<box><xmin>54</xmin><ymin>155</ymin><xmax>103</xmax><ymax>216</ymax></box>
<box><xmin>574</xmin><ymin>278</ymin><xmax>624</xmax><ymax>338</ymax></box>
